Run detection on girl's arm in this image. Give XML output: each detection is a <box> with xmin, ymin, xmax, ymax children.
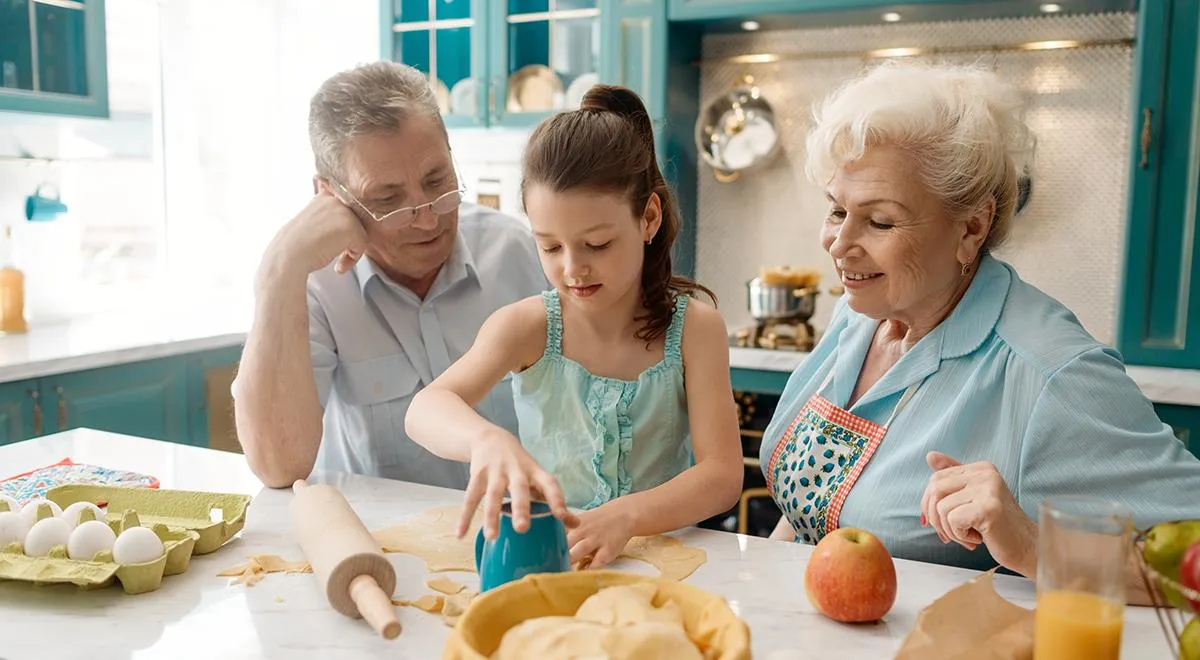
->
<box><xmin>406</xmin><ymin>296</ymin><xmax>571</xmax><ymax>538</ymax></box>
<box><xmin>405</xmin><ymin>297</ymin><xmax>540</xmax><ymax>460</ymax></box>
<box><xmin>770</xmin><ymin>516</ymin><xmax>795</xmax><ymax>541</ymax></box>
<box><xmin>572</xmin><ymin>301</ymin><xmax>744</xmax><ymax>567</ymax></box>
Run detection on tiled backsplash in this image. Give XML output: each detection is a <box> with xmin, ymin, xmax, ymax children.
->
<box><xmin>696</xmin><ymin>12</ymin><xmax>1136</xmax><ymax>345</ymax></box>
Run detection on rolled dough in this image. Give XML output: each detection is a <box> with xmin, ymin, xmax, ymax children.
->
<box><xmin>370</xmin><ymin>505</ymin><xmax>707</xmax><ymax>581</ymax></box>
<box><xmin>494</xmin><ymin>584</ymin><xmax>704</xmax><ymax>659</ymax></box>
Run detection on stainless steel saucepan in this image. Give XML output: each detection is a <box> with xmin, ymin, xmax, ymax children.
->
<box><xmin>747</xmin><ymin>277</ymin><xmax>819</xmax><ymax>322</ymax></box>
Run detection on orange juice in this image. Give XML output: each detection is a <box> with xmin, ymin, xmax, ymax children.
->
<box><xmin>1034</xmin><ymin>589</ymin><xmax>1123</xmax><ymax>660</ymax></box>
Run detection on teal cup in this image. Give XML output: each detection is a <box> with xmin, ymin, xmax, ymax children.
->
<box><xmin>25</xmin><ymin>183</ymin><xmax>68</xmax><ymax>222</ymax></box>
<box><xmin>474</xmin><ymin>500</ymin><xmax>571</xmax><ymax>592</ymax></box>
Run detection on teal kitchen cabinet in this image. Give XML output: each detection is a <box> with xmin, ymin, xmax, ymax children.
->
<box><xmin>184</xmin><ymin>345</ymin><xmax>243</xmax><ymax>453</ymax></box>
<box><xmin>667</xmin><ymin>0</ymin><xmax>1136</xmax><ymax>23</ymax></box>
<box><xmin>1117</xmin><ymin>0</ymin><xmax>1200</xmax><ymax>370</ymax></box>
<box><xmin>0</xmin><ymin>379</ymin><xmax>41</xmax><ymax>446</ymax></box>
<box><xmin>1156</xmin><ymin>403</ymin><xmax>1200</xmax><ymax>458</ymax></box>
<box><xmin>381</xmin><ymin>0</ymin><xmax>602</xmax><ymax>129</ymax></box>
<box><xmin>0</xmin><ymin>0</ymin><xmax>109</xmax><ymax>118</ymax></box>
<box><xmin>0</xmin><ymin>345</ymin><xmax>243</xmax><ymax>448</ymax></box>
<box><xmin>380</xmin><ymin>0</ymin><xmax>488</xmax><ymax>128</ymax></box>
<box><xmin>46</xmin><ymin>356</ymin><xmax>191</xmax><ymax>445</ymax></box>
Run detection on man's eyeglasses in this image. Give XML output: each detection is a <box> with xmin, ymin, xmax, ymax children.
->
<box><xmin>335</xmin><ymin>183</ymin><xmax>466</xmax><ymax>226</ymax></box>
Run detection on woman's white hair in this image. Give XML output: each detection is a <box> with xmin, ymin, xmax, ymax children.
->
<box><xmin>308</xmin><ymin>61</ymin><xmax>447</xmax><ymax>182</ymax></box>
<box><xmin>805</xmin><ymin>61</ymin><xmax>1037</xmax><ymax>250</ymax></box>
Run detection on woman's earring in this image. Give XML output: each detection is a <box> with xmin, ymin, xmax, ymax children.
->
<box><xmin>645</xmin><ymin>236</ymin><xmax>652</xmax><ymax>245</ymax></box>
<box><xmin>961</xmin><ymin>259</ymin><xmax>973</xmax><ymax>276</ymax></box>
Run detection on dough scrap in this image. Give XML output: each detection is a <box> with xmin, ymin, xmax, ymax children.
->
<box><xmin>218</xmin><ymin>554</ymin><xmax>312</xmax><ymax>586</ymax></box>
<box><xmin>427</xmin><ymin>575</ymin><xmax>467</xmax><ymax>595</ymax></box>
<box><xmin>371</xmin><ymin>505</ymin><xmax>482</xmax><ymax>573</ymax></box>
<box><xmin>619</xmin><ymin>535</ymin><xmax>707</xmax><ymax>582</ymax></box>
<box><xmin>370</xmin><ymin>506</ymin><xmax>707</xmax><ymax>581</ymax></box>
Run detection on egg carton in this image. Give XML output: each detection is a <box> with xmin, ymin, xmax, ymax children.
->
<box><xmin>0</xmin><ymin>484</ymin><xmax>251</xmax><ymax>595</ymax></box>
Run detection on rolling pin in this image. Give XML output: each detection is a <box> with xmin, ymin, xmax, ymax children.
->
<box><xmin>291</xmin><ymin>479</ymin><xmax>401</xmax><ymax>640</ymax></box>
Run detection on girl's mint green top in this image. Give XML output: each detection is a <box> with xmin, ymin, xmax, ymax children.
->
<box><xmin>511</xmin><ymin>289</ymin><xmax>694</xmax><ymax>510</ymax></box>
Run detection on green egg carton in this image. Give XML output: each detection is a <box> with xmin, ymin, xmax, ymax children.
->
<box><xmin>0</xmin><ymin>505</ymin><xmax>200</xmax><ymax>595</ymax></box>
<box><xmin>43</xmin><ymin>484</ymin><xmax>252</xmax><ymax>555</ymax></box>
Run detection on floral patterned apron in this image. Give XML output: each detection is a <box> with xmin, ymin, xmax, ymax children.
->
<box><xmin>765</xmin><ymin>368</ymin><xmax>921</xmax><ymax>544</ymax></box>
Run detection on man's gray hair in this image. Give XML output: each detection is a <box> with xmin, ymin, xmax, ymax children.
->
<box><xmin>308</xmin><ymin>61</ymin><xmax>447</xmax><ymax>182</ymax></box>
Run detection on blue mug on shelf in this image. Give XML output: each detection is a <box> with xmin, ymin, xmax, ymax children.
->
<box><xmin>475</xmin><ymin>500</ymin><xmax>571</xmax><ymax>592</ymax></box>
<box><xmin>25</xmin><ymin>183</ymin><xmax>68</xmax><ymax>222</ymax></box>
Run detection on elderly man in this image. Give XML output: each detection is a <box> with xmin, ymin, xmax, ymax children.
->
<box><xmin>234</xmin><ymin>61</ymin><xmax>545</xmax><ymax>489</ymax></box>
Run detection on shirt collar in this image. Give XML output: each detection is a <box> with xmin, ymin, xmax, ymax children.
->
<box><xmin>938</xmin><ymin>252</ymin><xmax>1011</xmax><ymax>359</ymax></box>
<box><xmin>833</xmin><ymin>252</ymin><xmax>1011</xmax><ymax>409</ymax></box>
<box><xmin>354</xmin><ymin>229</ymin><xmax>479</xmax><ymax>298</ymax></box>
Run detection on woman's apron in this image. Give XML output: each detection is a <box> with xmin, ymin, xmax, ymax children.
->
<box><xmin>764</xmin><ymin>367</ymin><xmax>922</xmax><ymax>544</ymax></box>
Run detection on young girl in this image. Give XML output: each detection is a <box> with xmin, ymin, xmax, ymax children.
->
<box><xmin>404</xmin><ymin>85</ymin><xmax>743</xmax><ymax>569</ymax></box>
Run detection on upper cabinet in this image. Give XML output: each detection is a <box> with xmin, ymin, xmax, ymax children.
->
<box><xmin>1117</xmin><ymin>0</ymin><xmax>1200</xmax><ymax>369</ymax></box>
<box><xmin>0</xmin><ymin>0</ymin><xmax>109</xmax><ymax>118</ymax></box>
<box><xmin>380</xmin><ymin>0</ymin><xmax>601</xmax><ymax>128</ymax></box>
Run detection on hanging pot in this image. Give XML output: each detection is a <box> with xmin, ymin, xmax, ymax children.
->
<box><xmin>695</xmin><ymin>75</ymin><xmax>781</xmax><ymax>183</ymax></box>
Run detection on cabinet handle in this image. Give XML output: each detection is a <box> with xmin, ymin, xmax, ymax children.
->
<box><xmin>1140</xmin><ymin>107</ymin><xmax>1152</xmax><ymax>169</ymax></box>
<box><xmin>29</xmin><ymin>389</ymin><xmax>41</xmax><ymax>437</ymax></box>
<box><xmin>56</xmin><ymin>386</ymin><xmax>66</xmax><ymax>430</ymax></box>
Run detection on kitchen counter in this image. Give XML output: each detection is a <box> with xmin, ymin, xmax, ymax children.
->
<box><xmin>730</xmin><ymin>346</ymin><xmax>1200</xmax><ymax>407</ymax></box>
<box><xmin>0</xmin><ymin>429</ymin><xmax>1176</xmax><ymax>659</ymax></box>
<box><xmin>0</xmin><ymin>298</ymin><xmax>253</xmax><ymax>383</ymax></box>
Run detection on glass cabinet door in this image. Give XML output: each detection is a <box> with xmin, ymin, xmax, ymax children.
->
<box><xmin>0</xmin><ymin>0</ymin><xmax>89</xmax><ymax>97</ymax></box>
<box><xmin>497</xmin><ymin>0</ymin><xmax>599</xmax><ymax>125</ymax></box>
<box><xmin>389</xmin><ymin>0</ymin><xmax>483</xmax><ymax>127</ymax></box>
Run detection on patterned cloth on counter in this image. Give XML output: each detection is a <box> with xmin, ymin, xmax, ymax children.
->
<box><xmin>0</xmin><ymin>458</ymin><xmax>159</xmax><ymax>504</ymax></box>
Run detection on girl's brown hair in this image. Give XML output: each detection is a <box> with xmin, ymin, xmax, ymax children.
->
<box><xmin>520</xmin><ymin>84</ymin><xmax>716</xmax><ymax>344</ymax></box>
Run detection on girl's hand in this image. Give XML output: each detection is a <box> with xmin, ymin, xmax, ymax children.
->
<box><xmin>459</xmin><ymin>429</ymin><xmax>573</xmax><ymax>541</ymax></box>
<box><xmin>567</xmin><ymin>500</ymin><xmax>636</xmax><ymax>570</ymax></box>
<box><xmin>920</xmin><ymin>451</ymin><xmax>1039</xmax><ymax>577</ymax></box>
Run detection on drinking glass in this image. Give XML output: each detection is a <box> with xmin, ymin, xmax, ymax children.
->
<box><xmin>1033</xmin><ymin>496</ymin><xmax>1133</xmax><ymax>660</ymax></box>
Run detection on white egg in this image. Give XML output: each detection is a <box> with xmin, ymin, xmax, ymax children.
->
<box><xmin>60</xmin><ymin>502</ymin><xmax>106</xmax><ymax>530</ymax></box>
<box><xmin>24</xmin><ymin>517</ymin><xmax>71</xmax><ymax>557</ymax></box>
<box><xmin>0</xmin><ymin>511</ymin><xmax>24</xmax><ymax>551</ymax></box>
<box><xmin>112</xmin><ymin>526</ymin><xmax>164</xmax><ymax>565</ymax></box>
<box><xmin>67</xmin><ymin>520</ymin><xmax>117</xmax><ymax>561</ymax></box>
<box><xmin>19</xmin><ymin>499</ymin><xmax>62</xmax><ymax>533</ymax></box>
<box><xmin>0</xmin><ymin>494</ymin><xmax>18</xmax><ymax>513</ymax></box>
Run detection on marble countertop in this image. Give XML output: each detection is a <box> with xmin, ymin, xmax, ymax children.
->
<box><xmin>0</xmin><ymin>430</ymin><xmax>1176</xmax><ymax>659</ymax></box>
<box><xmin>0</xmin><ymin>296</ymin><xmax>253</xmax><ymax>383</ymax></box>
<box><xmin>729</xmin><ymin>346</ymin><xmax>1200</xmax><ymax>406</ymax></box>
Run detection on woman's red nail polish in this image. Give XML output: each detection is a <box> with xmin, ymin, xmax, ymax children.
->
<box><xmin>920</xmin><ymin>513</ymin><xmax>927</xmax><ymax>526</ymax></box>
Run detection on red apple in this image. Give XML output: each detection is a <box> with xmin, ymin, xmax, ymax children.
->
<box><xmin>804</xmin><ymin>527</ymin><xmax>897</xmax><ymax>623</ymax></box>
<box><xmin>1178</xmin><ymin>538</ymin><xmax>1200</xmax><ymax>612</ymax></box>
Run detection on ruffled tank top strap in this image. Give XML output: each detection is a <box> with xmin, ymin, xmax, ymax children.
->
<box><xmin>664</xmin><ymin>294</ymin><xmax>690</xmax><ymax>367</ymax></box>
<box><xmin>541</xmin><ymin>289</ymin><xmax>564</xmax><ymax>356</ymax></box>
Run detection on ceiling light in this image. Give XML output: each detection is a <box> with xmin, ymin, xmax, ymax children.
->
<box><xmin>1040</xmin><ymin>3</ymin><xmax>1062</xmax><ymax>12</ymax></box>
<box><xmin>882</xmin><ymin>12</ymin><xmax>902</xmax><ymax>22</ymax></box>
<box><xmin>741</xmin><ymin>20</ymin><xmax>760</xmax><ymax>31</ymax></box>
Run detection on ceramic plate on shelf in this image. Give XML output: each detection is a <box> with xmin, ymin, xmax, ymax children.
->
<box><xmin>565</xmin><ymin>72</ymin><xmax>599</xmax><ymax>109</ymax></box>
<box><xmin>433</xmin><ymin>78</ymin><xmax>451</xmax><ymax>115</ymax></box>
<box><xmin>506</xmin><ymin>64</ymin><xmax>563</xmax><ymax>113</ymax></box>
<box><xmin>450</xmin><ymin>78</ymin><xmax>477</xmax><ymax>115</ymax></box>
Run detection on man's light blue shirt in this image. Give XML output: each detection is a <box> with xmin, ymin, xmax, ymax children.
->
<box><xmin>305</xmin><ymin>203</ymin><xmax>547</xmax><ymax>488</ymax></box>
<box><xmin>761</xmin><ymin>253</ymin><xmax>1200</xmax><ymax>571</ymax></box>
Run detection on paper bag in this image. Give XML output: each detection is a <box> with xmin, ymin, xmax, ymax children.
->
<box><xmin>895</xmin><ymin>569</ymin><xmax>1035</xmax><ymax>660</ymax></box>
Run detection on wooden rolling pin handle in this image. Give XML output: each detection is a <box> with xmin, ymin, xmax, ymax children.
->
<box><xmin>349</xmin><ymin>574</ymin><xmax>401</xmax><ymax>640</ymax></box>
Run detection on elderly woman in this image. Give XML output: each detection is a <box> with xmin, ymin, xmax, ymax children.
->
<box><xmin>761</xmin><ymin>62</ymin><xmax>1200</xmax><ymax>598</ymax></box>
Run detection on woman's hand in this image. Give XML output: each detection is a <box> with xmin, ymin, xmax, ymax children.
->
<box><xmin>459</xmin><ymin>429</ymin><xmax>574</xmax><ymax>541</ymax></box>
<box><xmin>566</xmin><ymin>500</ymin><xmax>636</xmax><ymax>570</ymax></box>
<box><xmin>921</xmin><ymin>451</ymin><xmax>1039</xmax><ymax>577</ymax></box>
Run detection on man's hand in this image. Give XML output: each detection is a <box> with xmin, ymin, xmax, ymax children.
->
<box><xmin>261</xmin><ymin>191</ymin><xmax>369</xmax><ymax>285</ymax></box>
